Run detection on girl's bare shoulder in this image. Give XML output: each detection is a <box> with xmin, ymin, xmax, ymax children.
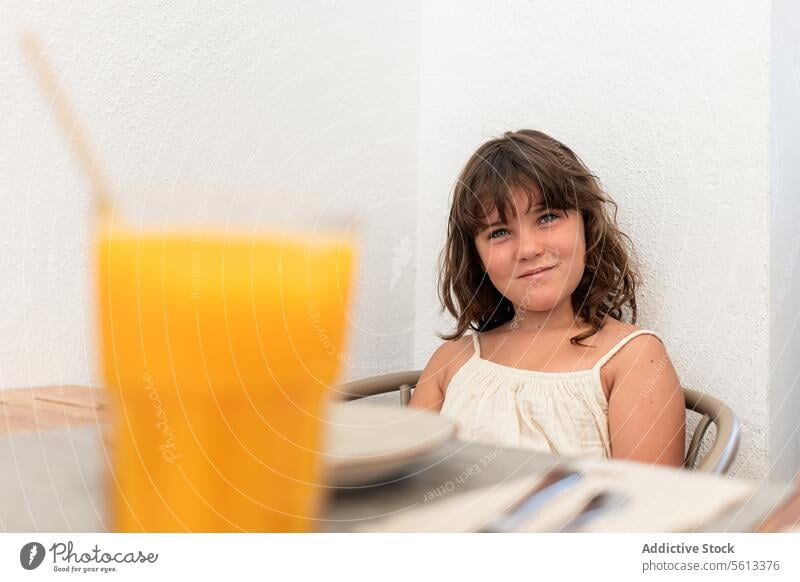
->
<box><xmin>424</xmin><ymin>333</ymin><xmax>476</xmax><ymax>391</ymax></box>
<box><xmin>598</xmin><ymin>319</ymin><xmax>671</xmax><ymax>382</ymax></box>
<box><xmin>410</xmin><ymin>334</ymin><xmax>475</xmax><ymax>410</ymax></box>
<box><xmin>599</xmin><ymin>319</ymin><xmax>667</xmax><ymax>352</ymax></box>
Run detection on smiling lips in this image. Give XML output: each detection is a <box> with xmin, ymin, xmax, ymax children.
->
<box><xmin>518</xmin><ymin>265</ymin><xmax>555</xmax><ymax>279</ymax></box>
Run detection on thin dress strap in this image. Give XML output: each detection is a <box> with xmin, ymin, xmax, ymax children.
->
<box><xmin>592</xmin><ymin>329</ymin><xmax>663</xmax><ymax>372</ymax></box>
<box><xmin>471</xmin><ymin>333</ymin><xmax>482</xmax><ymax>357</ymax></box>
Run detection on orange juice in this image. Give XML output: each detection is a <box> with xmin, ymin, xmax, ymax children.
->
<box><xmin>97</xmin><ymin>223</ymin><xmax>353</xmax><ymax>532</ymax></box>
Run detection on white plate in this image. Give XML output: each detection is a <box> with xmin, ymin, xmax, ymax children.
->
<box><xmin>323</xmin><ymin>401</ymin><xmax>456</xmax><ymax>487</ymax></box>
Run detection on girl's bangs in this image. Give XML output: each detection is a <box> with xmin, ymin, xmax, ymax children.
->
<box><xmin>464</xmin><ymin>173</ymin><xmax>569</xmax><ymax>236</ymax></box>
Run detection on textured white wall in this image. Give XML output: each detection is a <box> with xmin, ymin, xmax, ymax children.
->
<box><xmin>0</xmin><ymin>1</ymin><xmax>419</xmax><ymax>388</ymax></box>
<box><xmin>770</xmin><ymin>0</ymin><xmax>800</xmax><ymax>481</ymax></box>
<box><xmin>413</xmin><ymin>0</ymin><xmax>773</xmax><ymax>479</ymax></box>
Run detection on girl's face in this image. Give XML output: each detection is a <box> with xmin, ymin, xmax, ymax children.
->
<box><xmin>474</xmin><ymin>188</ymin><xmax>586</xmax><ymax>314</ymax></box>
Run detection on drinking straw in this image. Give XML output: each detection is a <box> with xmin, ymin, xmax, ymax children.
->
<box><xmin>19</xmin><ymin>32</ymin><xmax>113</xmax><ymax>218</ymax></box>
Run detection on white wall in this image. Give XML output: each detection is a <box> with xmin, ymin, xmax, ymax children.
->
<box><xmin>770</xmin><ymin>0</ymin><xmax>800</xmax><ymax>481</ymax></box>
<box><xmin>413</xmin><ymin>0</ymin><xmax>774</xmax><ymax>479</ymax></box>
<box><xmin>0</xmin><ymin>1</ymin><xmax>420</xmax><ymax>389</ymax></box>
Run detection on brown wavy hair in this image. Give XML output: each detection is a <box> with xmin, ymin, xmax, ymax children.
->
<box><xmin>439</xmin><ymin>129</ymin><xmax>639</xmax><ymax>346</ymax></box>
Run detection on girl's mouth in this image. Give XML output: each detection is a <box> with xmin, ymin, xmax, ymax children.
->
<box><xmin>518</xmin><ymin>265</ymin><xmax>555</xmax><ymax>280</ymax></box>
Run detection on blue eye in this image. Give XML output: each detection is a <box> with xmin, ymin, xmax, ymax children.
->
<box><xmin>489</xmin><ymin>228</ymin><xmax>510</xmax><ymax>240</ymax></box>
<box><xmin>539</xmin><ymin>213</ymin><xmax>560</xmax><ymax>225</ymax></box>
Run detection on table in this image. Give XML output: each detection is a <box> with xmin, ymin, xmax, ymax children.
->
<box><xmin>1</xmin><ymin>386</ymin><xmax>798</xmax><ymax>533</ymax></box>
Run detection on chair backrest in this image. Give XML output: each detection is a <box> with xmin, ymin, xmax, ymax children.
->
<box><xmin>682</xmin><ymin>388</ymin><xmax>741</xmax><ymax>474</ymax></box>
<box><xmin>337</xmin><ymin>371</ymin><xmax>741</xmax><ymax>475</ymax></box>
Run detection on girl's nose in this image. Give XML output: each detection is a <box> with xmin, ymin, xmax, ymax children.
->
<box><xmin>517</xmin><ymin>230</ymin><xmax>545</xmax><ymax>261</ymax></box>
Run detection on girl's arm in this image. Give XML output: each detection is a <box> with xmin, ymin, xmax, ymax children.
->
<box><xmin>606</xmin><ymin>334</ymin><xmax>686</xmax><ymax>467</ymax></box>
<box><xmin>409</xmin><ymin>339</ymin><xmax>467</xmax><ymax>413</ymax></box>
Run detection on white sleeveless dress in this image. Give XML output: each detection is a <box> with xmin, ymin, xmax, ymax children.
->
<box><xmin>440</xmin><ymin>329</ymin><xmax>662</xmax><ymax>458</ymax></box>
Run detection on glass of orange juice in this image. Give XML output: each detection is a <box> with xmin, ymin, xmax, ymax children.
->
<box><xmin>95</xmin><ymin>192</ymin><xmax>355</xmax><ymax>532</ymax></box>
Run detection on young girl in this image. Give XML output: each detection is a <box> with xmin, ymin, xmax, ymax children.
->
<box><xmin>409</xmin><ymin>129</ymin><xmax>685</xmax><ymax>467</ymax></box>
